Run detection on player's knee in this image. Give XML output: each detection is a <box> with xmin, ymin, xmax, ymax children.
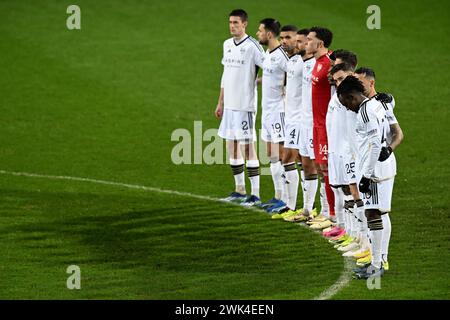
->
<box><xmin>365</xmin><ymin>209</ymin><xmax>381</xmax><ymax>221</ymax></box>
<box><xmin>303</xmin><ymin>161</ymin><xmax>317</xmax><ymax>176</ymax></box>
<box><xmin>366</xmin><ymin>209</ymin><xmax>383</xmax><ymax>231</ymax></box>
<box><xmin>342</xmin><ymin>185</ymin><xmax>351</xmax><ymax>195</ymax></box>
<box><xmin>282</xmin><ymin>149</ymin><xmax>296</xmax><ymax>164</ymax></box>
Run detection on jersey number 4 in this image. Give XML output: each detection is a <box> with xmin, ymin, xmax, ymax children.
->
<box><xmin>289</xmin><ymin>129</ymin><xmax>296</xmax><ymax>139</ymax></box>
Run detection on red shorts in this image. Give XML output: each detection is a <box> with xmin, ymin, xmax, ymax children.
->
<box><xmin>313</xmin><ymin>126</ymin><xmax>328</xmax><ymax>164</ymax></box>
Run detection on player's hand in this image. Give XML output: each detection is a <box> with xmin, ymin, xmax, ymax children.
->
<box><xmin>358</xmin><ymin>176</ymin><xmax>371</xmax><ymax>193</ymax></box>
<box><xmin>375</xmin><ymin>92</ymin><xmax>393</xmax><ymax>103</ymax></box>
<box><xmin>215</xmin><ymin>103</ymin><xmax>223</xmax><ymax>119</ymax></box>
<box><xmin>378</xmin><ymin>146</ymin><xmax>392</xmax><ymax>161</ymax></box>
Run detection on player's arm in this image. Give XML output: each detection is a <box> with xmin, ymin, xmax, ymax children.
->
<box><xmin>385</xmin><ymin>98</ymin><xmax>403</xmax><ymax>151</ymax></box>
<box><xmin>215</xmin><ymin>77</ymin><xmax>224</xmax><ymax>119</ymax></box>
<box><xmin>379</xmin><ymin>95</ymin><xmax>403</xmax><ymax>157</ymax></box>
<box><xmin>253</xmin><ymin>44</ymin><xmax>265</xmax><ymax>68</ymax></box>
<box><xmin>252</xmin><ymin>44</ymin><xmax>264</xmax><ymax>85</ymax></box>
<box><xmin>215</xmin><ymin>45</ymin><xmax>226</xmax><ymax>119</ymax></box>
<box><xmin>362</xmin><ymin>109</ymin><xmax>382</xmax><ymax>179</ymax></box>
<box><xmin>388</xmin><ymin>122</ymin><xmax>404</xmax><ymax>151</ymax></box>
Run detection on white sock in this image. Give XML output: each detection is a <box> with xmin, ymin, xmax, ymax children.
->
<box><xmin>351</xmin><ymin>207</ymin><xmax>360</xmax><ymax>238</ymax></box>
<box><xmin>332</xmin><ymin>188</ymin><xmax>345</xmax><ymax>229</ymax></box>
<box><xmin>381</xmin><ymin>213</ymin><xmax>392</xmax><ymax>262</ymax></box>
<box><xmin>344</xmin><ymin>207</ymin><xmax>351</xmax><ymax>234</ymax></box>
<box><xmin>303</xmin><ymin>175</ymin><xmax>318</xmax><ymax>212</ymax></box>
<box><xmin>230</xmin><ymin>158</ymin><xmax>245</xmax><ymax>194</ymax></box>
<box><xmin>356</xmin><ymin>199</ymin><xmax>367</xmax><ymax>239</ymax></box>
<box><xmin>299</xmin><ymin>166</ymin><xmax>305</xmax><ymax>205</ymax></box>
<box><xmin>345</xmin><ymin>196</ymin><xmax>357</xmax><ymax>237</ymax></box>
<box><xmin>246</xmin><ymin>159</ymin><xmax>260</xmax><ymax>198</ymax></box>
<box><xmin>280</xmin><ymin>171</ymin><xmax>289</xmax><ymax>205</ymax></box>
<box><xmin>344</xmin><ymin>196</ymin><xmax>356</xmax><ymax>236</ymax></box>
<box><xmin>368</xmin><ymin>218</ymin><xmax>384</xmax><ymax>269</ymax></box>
<box><xmin>283</xmin><ymin>162</ymin><xmax>299</xmax><ymax>210</ymax></box>
<box><xmin>320</xmin><ymin>177</ymin><xmax>329</xmax><ymax>218</ymax></box>
<box><xmin>270</xmin><ymin>160</ymin><xmax>284</xmax><ymax>200</ymax></box>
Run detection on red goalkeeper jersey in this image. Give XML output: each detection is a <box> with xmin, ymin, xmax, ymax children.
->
<box><xmin>311</xmin><ymin>53</ymin><xmax>332</xmax><ymax>128</ymax></box>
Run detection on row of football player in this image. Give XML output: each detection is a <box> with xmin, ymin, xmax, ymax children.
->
<box><xmin>214</xmin><ymin>9</ymin><xmax>404</xmax><ymax>280</ymax></box>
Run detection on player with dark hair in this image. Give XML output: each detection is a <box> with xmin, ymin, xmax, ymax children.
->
<box><xmin>216</xmin><ymin>9</ymin><xmax>265</xmax><ymax>205</ymax></box>
<box><xmin>256</xmin><ymin>18</ymin><xmax>291</xmax><ymax>213</ymax></box>
<box><xmin>284</xmin><ymin>28</ymin><xmax>321</xmax><ymax>222</ymax></box>
<box><xmin>302</xmin><ymin>26</ymin><xmax>335</xmax><ymax>225</ymax></box>
<box><xmin>354</xmin><ymin>67</ymin><xmax>404</xmax><ymax>271</ymax></box>
<box><xmin>333</xmin><ymin>49</ymin><xmax>358</xmax><ymax>69</ymax></box>
<box><xmin>337</xmin><ymin>75</ymin><xmax>394</xmax><ymax>279</ymax></box>
<box><xmin>272</xmin><ymin>24</ymin><xmax>306</xmax><ymax>218</ymax></box>
<box><xmin>321</xmin><ymin>62</ymin><xmax>372</xmax><ymax>263</ymax></box>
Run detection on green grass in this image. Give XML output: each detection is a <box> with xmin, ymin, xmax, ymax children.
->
<box><xmin>0</xmin><ymin>0</ymin><xmax>448</xmax><ymax>299</ymax></box>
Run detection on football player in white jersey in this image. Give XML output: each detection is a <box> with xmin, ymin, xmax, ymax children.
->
<box><xmin>322</xmin><ymin>53</ymin><xmax>374</xmax><ymax>264</ymax></box>
<box><xmin>331</xmin><ymin>51</ymin><xmax>365</xmax><ymax>249</ymax></box>
<box><xmin>355</xmin><ymin>67</ymin><xmax>404</xmax><ymax>271</ymax></box>
<box><xmin>270</xmin><ymin>24</ymin><xmax>303</xmax><ymax>219</ymax></box>
<box><xmin>255</xmin><ymin>18</ymin><xmax>290</xmax><ymax>213</ymax></box>
<box><xmin>337</xmin><ymin>75</ymin><xmax>394</xmax><ymax>279</ymax></box>
<box><xmin>325</xmin><ymin>62</ymin><xmax>354</xmax><ymax>240</ymax></box>
<box><xmin>286</xmin><ymin>29</ymin><xmax>320</xmax><ymax>223</ymax></box>
<box><xmin>325</xmin><ymin>61</ymin><xmax>373</xmax><ymax>259</ymax></box>
<box><xmin>216</xmin><ymin>9</ymin><xmax>265</xmax><ymax>205</ymax></box>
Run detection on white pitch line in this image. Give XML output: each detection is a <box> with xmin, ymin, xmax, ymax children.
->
<box><xmin>314</xmin><ymin>258</ymin><xmax>354</xmax><ymax>300</ymax></box>
<box><xmin>0</xmin><ymin>169</ymin><xmax>352</xmax><ymax>299</ymax></box>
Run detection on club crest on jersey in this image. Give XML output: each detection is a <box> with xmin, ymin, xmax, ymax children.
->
<box><xmin>240</xmin><ymin>47</ymin><xmax>246</xmax><ymax>54</ymax></box>
<box><xmin>317</xmin><ymin>63</ymin><xmax>322</xmax><ymax>72</ymax></box>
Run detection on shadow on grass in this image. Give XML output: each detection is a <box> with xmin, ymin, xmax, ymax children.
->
<box><xmin>0</xmin><ymin>188</ymin><xmax>343</xmax><ymax>298</ymax></box>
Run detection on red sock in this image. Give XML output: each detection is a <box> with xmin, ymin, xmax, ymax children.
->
<box><xmin>323</xmin><ymin>175</ymin><xmax>335</xmax><ymax>216</ymax></box>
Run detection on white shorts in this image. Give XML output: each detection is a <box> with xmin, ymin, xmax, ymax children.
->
<box><xmin>218</xmin><ymin>109</ymin><xmax>256</xmax><ymax>143</ymax></box>
<box><xmin>343</xmin><ymin>153</ymin><xmax>359</xmax><ymax>185</ymax></box>
<box><xmin>360</xmin><ymin>178</ymin><xmax>395</xmax><ymax>213</ymax></box>
<box><xmin>328</xmin><ymin>153</ymin><xmax>348</xmax><ymax>186</ymax></box>
<box><xmin>261</xmin><ymin>111</ymin><xmax>285</xmax><ymax>143</ymax></box>
<box><xmin>298</xmin><ymin>125</ymin><xmax>315</xmax><ymax>159</ymax></box>
<box><xmin>284</xmin><ymin>122</ymin><xmax>302</xmax><ymax>149</ymax></box>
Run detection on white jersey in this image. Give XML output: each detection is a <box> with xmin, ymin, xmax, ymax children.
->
<box><xmin>355</xmin><ymin>98</ymin><xmax>395</xmax><ymax>181</ymax></box>
<box><xmin>346</xmin><ymin>109</ymin><xmax>358</xmax><ymax>157</ymax></box>
<box><xmin>221</xmin><ymin>35</ymin><xmax>264</xmax><ymax>112</ymax></box>
<box><xmin>261</xmin><ymin>45</ymin><xmax>289</xmax><ymax>114</ymax></box>
<box><xmin>300</xmin><ymin>56</ymin><xmax>315</xmax><ymax>128</ymax></box>
<box><xmin>373</xmin><ymin>93</ymin><xmax>398</xmax><ymax>145</ymax></box>
<box><xmin>326</xmin><ymin>92</ymin><xmax>350</xmax><ymax>155</ymax></box>
<box><xmin>285</xmin><ymin>53</ymin><xmax>304</xmax><ymax>123</ymax></box>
